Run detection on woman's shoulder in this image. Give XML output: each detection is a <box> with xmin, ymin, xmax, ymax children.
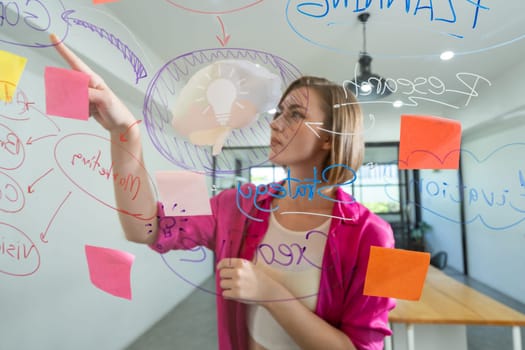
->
<box><xmin>334</xmin><ymin>188</ymin><xmax>394</xmax><ymax>247</ymax></box>
<box><xmin>212</xmin><ymin>183</ymin><xmax>257</xmax><ymax>211</ymax></box>
<box><xmin>213</xmin><ymin>183</ymin><xmax>255</xmax><ymax>200</ymax></box>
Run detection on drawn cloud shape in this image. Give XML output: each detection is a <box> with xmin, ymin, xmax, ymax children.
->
<box><xmin>384</xmin><ymin>143</ymin><xmax>525</xmax><ymax>230</ymax></box>
<box><xmin>171</xmin><ymin>59</ymin><xmax>281</xmax><ymax>155</ymax></box>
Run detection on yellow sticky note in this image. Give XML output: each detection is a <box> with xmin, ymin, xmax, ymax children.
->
<box><xmin>0</xmin><ymin>50</ymin><xmax>27</xmax><ymax>102</ymax></box>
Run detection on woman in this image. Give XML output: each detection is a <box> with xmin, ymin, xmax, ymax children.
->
<box><xmin>51</xmin><ymin>35</ymin><xmax>395</xmax><ymax>350</ymax></box>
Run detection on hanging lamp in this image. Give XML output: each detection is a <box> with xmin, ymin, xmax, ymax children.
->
<box><xmin>346</xmin><ymin>12</ymin><xmax>393</xmax><ymax>101</ymax></box>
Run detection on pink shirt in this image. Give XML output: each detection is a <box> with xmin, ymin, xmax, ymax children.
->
<box><xmin>150</xmin><ymin>184</ymin><xmax>396</xmax><ymax>350</ymax></box>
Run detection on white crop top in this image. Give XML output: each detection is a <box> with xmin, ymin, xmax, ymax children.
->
<box><xmin>247</xmin><ymin>212</ymin><xmax>330</xmax><ymax>349</ymax></box>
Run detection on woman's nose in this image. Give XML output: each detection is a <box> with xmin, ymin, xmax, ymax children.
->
<box><xmin>270</xmin><ymin>115</ymin><xmax>284</xmax><ymax>131</ymax></box>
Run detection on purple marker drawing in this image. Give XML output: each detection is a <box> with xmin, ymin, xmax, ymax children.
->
<box><xmin>143</xmin><ymin>48</ymin><xmax>302</xmax><ymax>175</ymax></box>
<box><xmin>0</xmin><ymin>0</ymin><xmax>71</xmax><ymax>49</ymax></box>
<box><xmin>63</xmin><ymin>14</ymin><xmax>147</xmax><ymax>84</ymax></box>
<box><xmin>159</xmin><ymin>229</ymin><xmax>334</xmax><ymax>301</ymax></box>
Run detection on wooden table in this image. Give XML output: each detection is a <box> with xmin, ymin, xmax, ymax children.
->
<box><xmin>385</xmin><ymin>266</ymin><xmax>525</xmax><ymax>350</ymax></box>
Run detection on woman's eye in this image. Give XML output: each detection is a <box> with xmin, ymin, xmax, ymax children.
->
<box><xmin>291</xmin><ymin>111</ymin><xmax>303</xmax><ymax>119</ymax></box>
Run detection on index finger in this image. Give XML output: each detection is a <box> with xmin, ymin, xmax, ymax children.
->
<box><xmin>50</xmin><ymin>34</ymin><xmax>103</xmax><ymax>87</ymax></box>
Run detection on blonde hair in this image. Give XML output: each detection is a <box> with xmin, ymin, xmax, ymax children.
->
<box><xmin>279</xmin><ymin>76</ymin><xmax>364</xmax><ymax>186</ymax></box>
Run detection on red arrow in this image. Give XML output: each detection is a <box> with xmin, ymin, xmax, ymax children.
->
<box><xmin>26</xmin><ymin>134</ymin><xmax>57</xmax><ymax>145</ymax></box>
<box><xmin>216</xmin><ymin>16</ymin><xmax>231</xmax><ymax>47</ymax></box>
<box><xmin>28</xmin><ymin>168</ymin><xmax>54</xmax><ymax>193</ymax></box>
<box><xmin>120</xmin><ymin>120</ymin><xmax>142</xmax><ymax>142</ymax></box>
<box><xmin>31</xmin><ymin>105</ymin><xmax>61</xmax><ymax>133</ymax></box>
<box><xmin>120</xmin><ymin>208</ymin><xmax>156</xmax><ymax>221</ymax></box>
<box><xmin>1</xmin><ymin>80</ymin><xmax>15</xmax><ymax>102</ymax></box>
<box><xmin>40</xmin><ymin>191</ymin><xmax>72</xmax><ymax>243</ymax></box>
<box><xmin>15</xmin><ymin>90</ymin><xmax>34</xmax><ymax>114</ymax></box>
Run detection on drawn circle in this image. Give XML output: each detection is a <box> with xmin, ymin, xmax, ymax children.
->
<box><xmin>54</xmin><ymin>132</ymin><xmax>157</xmax><ymax>219</ymax></box>
<box><xmin>0</xmin><ymin>171</ymin><xmax>25</xmax><ymax>213</ymax></box>
<box><xmin>0</xmin><ymin>222</ymin><xmax>41</xmax><ymax>277</ymax></box>
<box><xmin>164</xmin><ymin>0</ymin><xmax>264</xmax><ymax>14</ymax></box>
<box><xmin>143</xmin><ymin>48</ymin><xmax>302</xmax><ymax>175</ymax></box>
<box><xmin>384</xmin><ymin>144</ymin><xmax>525</xmax><ymax>229</ymax></box>
<box><xmin>159</xmin><ymin>253</ymin><xmax>323</xmax><ymax>301</ymax></box>
<box><xmin>285</xmin><ymin>0</ymin><xmax>525</xmax><ymax>58</ymax></box>
<box><xmin>0</xmin><ymin>1</ymin><xmax>70</xmax><ymax>49</ymax></box>
<box><xmin>0</xmin><ymin>123</ymin><xmax>26</xmax><ymax>170</ymax></box>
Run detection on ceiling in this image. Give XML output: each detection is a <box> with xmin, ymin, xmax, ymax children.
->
<box><xmin>95</xmin><ymin>1</ymin><xmax>524</xmax><ymax>134</ymax></box>
<box><xmin>5</xmin><ymin>0</ymin><xmax>524</xmax><ymax>160</ymax></box>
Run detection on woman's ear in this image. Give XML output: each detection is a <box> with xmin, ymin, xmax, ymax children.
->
<box><xmin>321</xmin><ymin>135</ymin><xmax>332</xmax><ymax>151</ymax></box>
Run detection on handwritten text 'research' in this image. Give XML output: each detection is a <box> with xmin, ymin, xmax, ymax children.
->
<box><xmin>340</xmin><ymin>71</ymin><xmax>491</xmax><ymax>109</ymax></box>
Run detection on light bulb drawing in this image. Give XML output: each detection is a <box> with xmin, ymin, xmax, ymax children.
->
<box><xmin>171</xmin><ymin>59</ymin><xmax>282</xmax><ymax>156</ymax></box>
<box><xmin>198</xmin><ymin>63</ymin><xmax>248</xmax><ymax>127</ymax></box>
<box><xmin>206</xmin><ymin>78</ymin><xmax>237</xmax><ymax>126</ymax></box>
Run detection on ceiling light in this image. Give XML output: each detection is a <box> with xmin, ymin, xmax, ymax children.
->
<box><xmin>440</xmin><ymin>51</ymin><xmax>455</xmax><ymax>60</ymax></box>
<box><xmin>360</xmin><ymin>82</ymin><xmax>372</xmax><ymax>93</ymax></box>
<box><xmin>345</xmin><ymin>13</ymin><xmax>393</xmax><ymax>101</ymax></box>
<box><xmin>393</xmin><ymin>100</ymin><xmax>403</xmax><ymax>108</ymax></box>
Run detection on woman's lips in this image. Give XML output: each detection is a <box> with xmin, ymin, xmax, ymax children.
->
<box><xmin>270</xmin><ymin>137</ymin><xmax>281</xmax><ymax>147</ymax></box>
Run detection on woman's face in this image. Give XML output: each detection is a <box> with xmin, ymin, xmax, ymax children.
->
<box><xmin>269</xmin><ymin>86</ymin><xmax>331</xmax><ymax>169</ymax></box>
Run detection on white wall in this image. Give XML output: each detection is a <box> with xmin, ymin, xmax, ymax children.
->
<box><xmin>419</xmin><ymin>169</ymin><xmax>464</xmax><ymax>273</ymax></box>
<box><xmin>411</xmin><ymin>57</ymin><xmax>525</xmax><ymax>303</ymax></box>
<box><xmin>0</xmin><ymin>4</ymin><xmax>214</xmax><ymax>350</ymax></box>
<box><xmin>460</xmin><ymin>121</ymin><xmax>525</xmax><ymax>304</ymax></box>
<box><xmin>455</xmin><ymin>59</ymin><xmax>525</xmax><ymax>304</ymax></box>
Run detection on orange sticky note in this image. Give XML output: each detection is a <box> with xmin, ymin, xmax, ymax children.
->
<box><xmin>364</xmin><ymin>246</ymin><xmax>430</xmax><ymax>301</ymax></box>
<box><xmin>0</xmin><ymin>50</ymin><xmax>27</xmax><ymax>102</ymax></box>
<box><xmin>85</xmin><ymin>245</ymin><xmax>135</xmax><ymax>300</ymax></box>
<box><xmin>398</xmin><ymin>115</ymin><xmax>461</xmax><ymax>169</ymax></box>
<box><xmin>45</xmin><ymin>66</ymin><xmax>90</xmax><ymax>120</ymax></box>
<box><xmin>155</xmin><ymin>170</ymin><xmax>212</xmax><ymax>216</ymax></box>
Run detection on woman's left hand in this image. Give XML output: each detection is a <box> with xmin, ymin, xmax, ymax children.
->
<box><xmin>217</xmin><ymin>258</ymin><xmax>284</xmax><ymax>304</ymax></box>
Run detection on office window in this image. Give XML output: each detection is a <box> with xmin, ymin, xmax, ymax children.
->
<box><xmin>344</xmin><ymin>163</ymin><xmax>401</xmax><ymax>214</ymax></box>
<box><xmin>250</xmin><ymin>166</ymin><xmax>287</xmax><ymax>185</ymax></box>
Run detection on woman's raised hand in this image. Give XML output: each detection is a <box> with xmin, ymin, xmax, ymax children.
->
<box><xmin>50</xmin><ymin>34</ymin><xmax>136</xmax><ymax>135</ymax></box>
<box><xmin>50</xmin><ymin>35</ymin><xmax>158</xmax><ymax>244</ymax></box>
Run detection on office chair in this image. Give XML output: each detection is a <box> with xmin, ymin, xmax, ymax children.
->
<box><xmin>430</xmin><ymin>251</ymin><xmax>448</xmax><ymax>270</ymax></box>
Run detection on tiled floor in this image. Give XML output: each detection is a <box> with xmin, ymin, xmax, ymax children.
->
<box><xmin>125</xmin><ymin>277</ymin><xmax>217</xmax><ymax>350</ymax></box>
<box><xmin>126</xmin><ymin>268</ymin><xmax>525</xmax><ymax>350</ymax></box>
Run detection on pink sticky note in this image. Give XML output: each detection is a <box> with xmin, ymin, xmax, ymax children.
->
<box><xmin>45</xmin><ymin>66</ymin><xmax>90</xmax><ymax>120</ymax></box>
<box><xmin>155</xmin><ymin>170</ymin><xmax>212</xmax><ymax>216</ymax></box>
<box><xmin>93</xmin><ymin>0</ymin><xmax>120</xmax><ymax>3</ymax></box>
<box><xmin>398</xmin><ymin>114</ymin><xmax>462</xmax><ymax>170</ymax></box>
<box><xmin>85</xmin><ymin>245</ymin><xmax>135</xmax><ymax>300</ymax></box>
